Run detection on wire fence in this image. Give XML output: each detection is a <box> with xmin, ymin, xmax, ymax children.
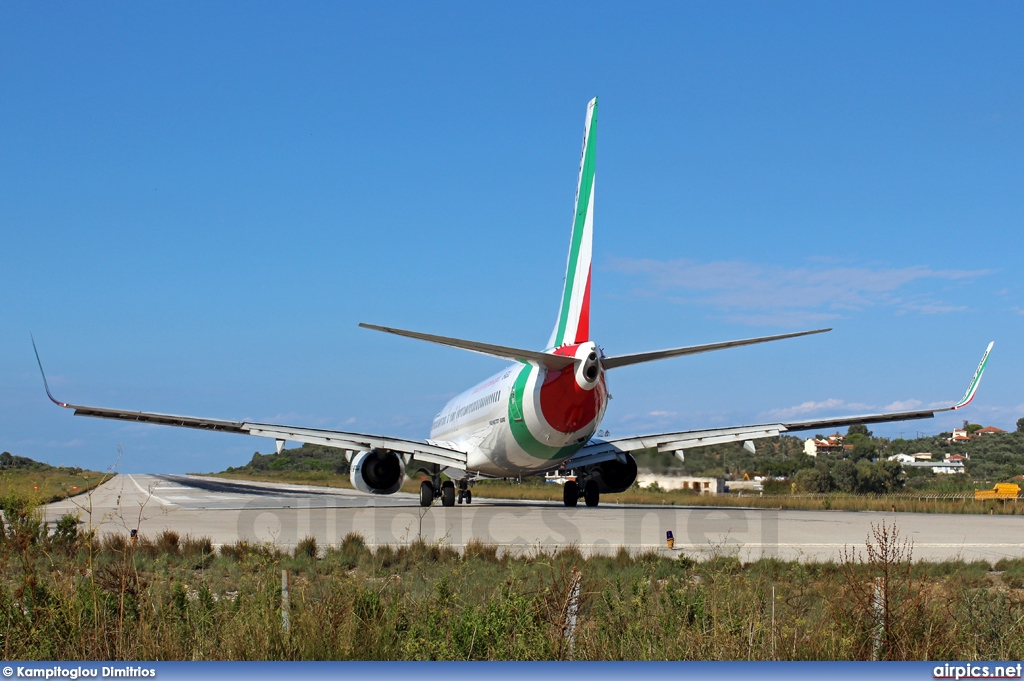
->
<box><xmin>751</xmin><ymin>492</ymin><xmax>1018</xmax><ymax>501</ymax></box>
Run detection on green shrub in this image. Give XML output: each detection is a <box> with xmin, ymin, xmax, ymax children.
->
<box><xmin>52</xmin><ymin>513</ymin><xmax>79</xmax><ymax>545</ymax></box>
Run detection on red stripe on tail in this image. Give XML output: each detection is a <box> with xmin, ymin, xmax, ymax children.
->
<box><xmin>574</xmin><ymin>266</ymin><xmax>592</xmax><ymax>343</ymax></box>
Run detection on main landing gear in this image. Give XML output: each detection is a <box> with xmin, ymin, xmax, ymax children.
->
<box><xmin>418</xmin><ymin>466</ymin><xmax>472</xmax><ymax>507</ymax></box>
<box><xmin>562</xmin><ymin>477</ymin><xmax>600</xmax><ymax>507</ymax></box>
<box><xmin>420</xmin><ymin>480</ymin><xmax>434</xmax><ymax>507</ymax></box>
<box><xmin>456</xmin><ymin>478</ymin><xmax>473</xmax><ymax>505</ymax></box>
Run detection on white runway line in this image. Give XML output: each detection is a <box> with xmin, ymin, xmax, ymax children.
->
<box><xmin>127</xmin><ymin>475</ymin><xmax>174</xmax><ymax>507</ymax></box>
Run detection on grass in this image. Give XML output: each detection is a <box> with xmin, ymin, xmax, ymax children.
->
<box><xmin>4</xmin><ymin>513</ymin><xmax>1024</xmax><ymax>660</ymax></box>
<box><xmin>0</xmin><ymin>467</ymin><xmax>111</xmax><ymax>505</ymax></box>
<box><xmin>210</xmin><ymin>469</ymin><xmax>426</xmax><ymax>495</ymax></box>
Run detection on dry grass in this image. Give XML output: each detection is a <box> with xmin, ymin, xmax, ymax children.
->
<box><xmin>210</xmin><ymin>470</ymin><xmax>357</xmax><ymax>489</ymax></box>
<box><xmin>467</xmin><ymin>481</ymin><xmax>1024</xmax><ymax>515</ymax></box>
<box><xmin>209</xmin><ymin>470</ymin><xmax>445</xmax><ymax>496</ymax></box>
<box><xmin>4</xmin><ymin>514</ymin><xmax>1024</xmax><ymax>660</ymax></box>
<box><xmin>204</xmin><ymin>471</ymin><xmax>1021</xmax><ymax>514</ymax></box>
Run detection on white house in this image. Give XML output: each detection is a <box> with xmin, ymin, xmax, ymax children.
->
<box><xmin>890</xmin><ymin>454</ymin><xmax>965</xmax><ymax>475</ymax></box>
<box><xmin>904</xmin><ymin>460</ymin><xmax>965</xmax><ymax>475</ymax></box>
<box><xmin>803</xmin><ymin>434</ymin><xmax>848</xmax><ymax>458</ymax></box>
<box><xmin>948</xmin><ymin>428</ymin><xmax>971</xmax><ymax>443</ymax></box>
<box><xmin>637</xmin><ymin>475</ymin><xmax>726</xmax><ymax>495</ymax></box>
<box><xmin>928</xmin><ymin>461</ymin><xmax>966</xmax><ymax>475</ymax></box>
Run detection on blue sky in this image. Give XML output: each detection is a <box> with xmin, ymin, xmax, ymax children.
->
<box><xmin>2</xmin><ymin>3</ymin><xmax>1022</xmax><ymax>474</ymax></box>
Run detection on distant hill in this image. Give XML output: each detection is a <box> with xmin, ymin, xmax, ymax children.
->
<box><xmin>0</xmin><ymin>451</ymin><xmax>84</xmax><ymax>474</ymax></box>
<box><xmin>223</xmin><ymin>444</ymin><xmax>351</xmax><ymax>476</ymax></box>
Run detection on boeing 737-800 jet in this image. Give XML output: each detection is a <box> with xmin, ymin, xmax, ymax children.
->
<box><xmin>34</xmin><ymin>98</ymin><xmax>993</xmax><ymax>508</ymax></box>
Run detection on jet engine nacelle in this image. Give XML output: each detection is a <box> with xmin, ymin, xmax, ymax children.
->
<box><xmin>574</xmin><ymin>341</ymin><xmax>602</xmax><ymax>390</ymax></box>
<box><xmin>584</xmin><ymin>452</ymin><xmax>638</xmax><ymax>494</ymax></box>
<box><xmin>350</xmin><ymin>449</ymin><xmax>406</xmax><ymax>495</ymax></box>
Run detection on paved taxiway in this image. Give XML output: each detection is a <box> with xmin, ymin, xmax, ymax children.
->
<box><xmin>45</xmin><ymin>474</ymin><xmax>1024</xmax><ymax>562</ymax></box>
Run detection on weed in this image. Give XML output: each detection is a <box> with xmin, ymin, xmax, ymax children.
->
<box><xmin>463</xmin><ymin>538</ymin><xmax>499</xmax><ymax>563</ymax></box>
<box><xmin>295</xmin><ymin>535</ymin><xmax>318</xmax><ymax>560</ymax></box>
<box><xmin>157</xmin><ymin>530</ymin><xmax>181</xmax><ymax>555</ymax></box>
<box><xmin>181</xmin><ymin>535</ymin><xmax>213</xmax><ymax>557</ymax></box>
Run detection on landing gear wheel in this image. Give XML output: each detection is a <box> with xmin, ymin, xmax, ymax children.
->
<box><xmin>584</xmin><ymin>480</ymin><xmax>600</xmax><ymax>507</ymax></box>
<box><xmin>457</xmin><ymin>490</ymin><xmax>465</xmax><ymax>504</ymax></box>
<box><xmin>464</xmin><ymin>490</ymin><xmax>472</xmax><ymax>505</ymax></box>
<box><xmin>441</xmin><ymin>480</ymin><xmax>456</xmax><ymax>507</ymax></box>
<box><xmin>419</xmin><ymin>481</ymin><xmax>435</xmax><ymax>507</ymax></box>
<box><xmin>563</xmin><ymin>480</ymin><xmax>579</xmax><ymax>507</ymax></box>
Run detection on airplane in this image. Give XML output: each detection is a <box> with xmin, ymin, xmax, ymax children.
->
<box><xmin>33</xmin><ymin>97</ymin><xmax>993</xmax><ymax>509</ymax></box>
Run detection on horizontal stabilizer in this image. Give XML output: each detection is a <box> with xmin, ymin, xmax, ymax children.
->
<box><xmin>359</xmin><ymin>323</ymin><xmax>578</xmax><ymax>370</ymax></box>
<box><xmin>601</xmin><ymin>328</ymin><xmax>831</xmax><ymax>370</ymax></box>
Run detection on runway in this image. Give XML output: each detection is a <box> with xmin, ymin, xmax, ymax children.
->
<box><xmin>45</xmin><ymin>474</ymin><xmax>1024</xmax><ymax>562</ymax></box>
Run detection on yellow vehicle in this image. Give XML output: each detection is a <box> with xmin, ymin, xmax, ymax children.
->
<box><xmin>974</xmin><ymin>483</ymin><xmax>1020</xmax><ymax>501</ymax></box>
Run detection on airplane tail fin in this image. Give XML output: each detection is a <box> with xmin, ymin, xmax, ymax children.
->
<box><xmin>547</xmin><ymin>97</ymin><xmax>597</xmax><ymax>349</ymax></box>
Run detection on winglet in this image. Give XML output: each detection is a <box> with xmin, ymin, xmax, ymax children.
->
<box><xmin>951</xmin><ymin>341</ymin><xmax>994</xmax><ymax>410</ymax></box>
<box><xmin>31</xmin><ymin>335</ymin><xmax>70</xmax><ymax>408</ymax></box>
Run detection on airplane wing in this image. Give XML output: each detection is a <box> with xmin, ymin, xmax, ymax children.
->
<box><xmin>564</xmin><ymin>342</ymin><xmax>993</xmax><ymax>470</ymax></box>
<box><xmin>31</xmin><ymin>339</ymin><xmax>468</xmax><ymax>470</ymax></box>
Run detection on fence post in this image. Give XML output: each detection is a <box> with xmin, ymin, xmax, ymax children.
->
<box><xmin>562</xmin><ymin>570</ymin><xmax>582</xmax><ymax>660</ymax></box>
<box><xmin>282</xmin><ymin>569</ymin><xmax>291</xmax><ymax>633</ymax></box>
<box><xmin>872</xmin><ymin>576</ymin><xmax>884</xmax><ymax>659</ymax></box>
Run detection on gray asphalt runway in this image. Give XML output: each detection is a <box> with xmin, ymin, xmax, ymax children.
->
<box><xmin>45</xmin><ymin>474</ymin><xmax>1024</xmax><ymax>562</ymax></box>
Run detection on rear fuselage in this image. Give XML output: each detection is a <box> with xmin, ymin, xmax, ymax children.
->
<box><xmin>429</xmin><ymin>341</ymin><xmax>608</xmax><ymax>477</ymax></box>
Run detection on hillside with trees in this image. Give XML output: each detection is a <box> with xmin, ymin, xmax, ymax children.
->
<box><xmin>226</xmin><ymin>444</ymin><xmax>351</xmax><ymax>476</ymax></box>
<box><xmin>636</xmin><ymin>419</ymin><xmax>1024</xmax><ymax>493</ymax></box>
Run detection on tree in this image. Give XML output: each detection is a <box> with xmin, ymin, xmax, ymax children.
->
<box><xmin>848</xmin><ymin>424</ymin><xmax>873</xmax><ymax>438</ymax></box>
<box><xmin>855</xmin><ymin>459</ymin><xmax>883</xmax><ymax>493</ymax></box>
<box><xmin>832</xmin><ymin>459</ymin><xmax>858</xmax><ymax>493</ymax></box>
<box><xmin>1016</xmin><ymin>417</ymin><xmax>1024</xmax><ymax>433</ymax></box>
<box><xmin>966</xmin><ymin>423</ymin><xmax>983</xmax><ymax>435</ymax></box>
<box><xmin>852</xmin><ymin>438</ymin><xmax>878</xmax><ymax>462</ymax></box>
<box><xmin>269</xmin><ymin>457</ymin><xmax>291</xmax><ymax>471</ymax></box>
<box><xmin>795</xmin><ymin>467</ymin><xmax>832</xmax><ymax>493</ymax></box>
<box><xmin>878</xmin><ymin>459</ymin><xmax>905</xmax><ymax>493</ymax></box>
